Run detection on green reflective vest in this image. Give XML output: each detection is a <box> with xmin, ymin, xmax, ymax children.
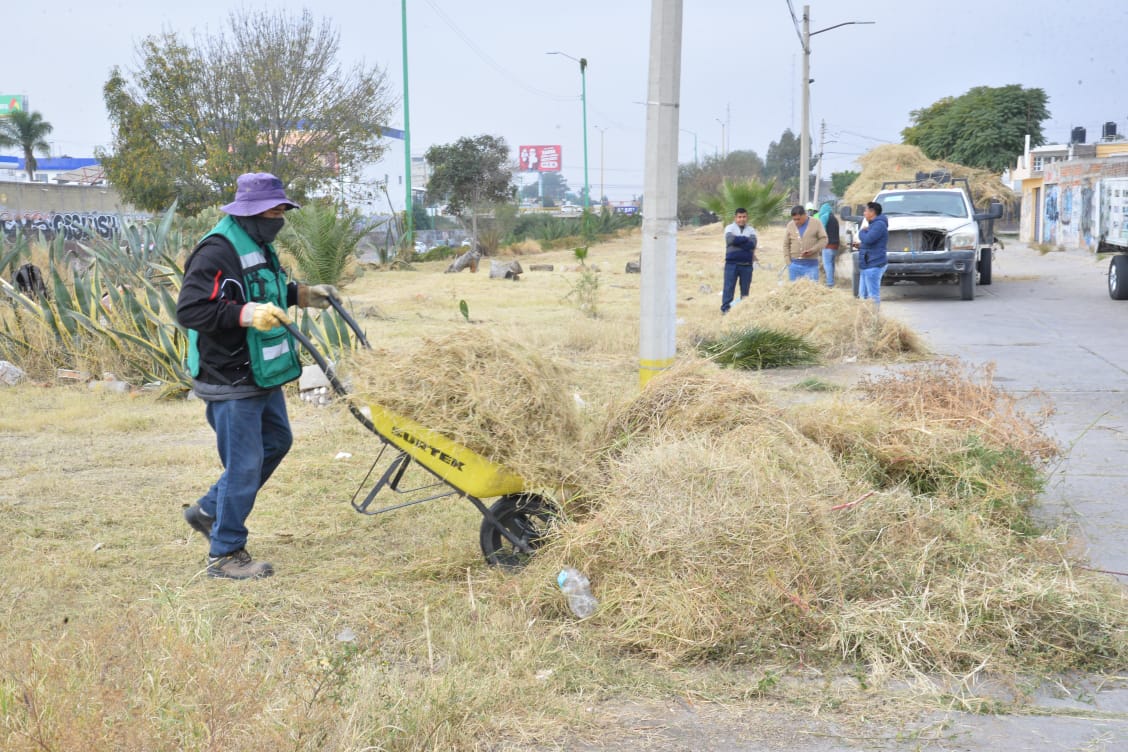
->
<box><xmin>187</xmin><ymin>216</ymin><xmax>301</xmax><ymax>388</ymax></box>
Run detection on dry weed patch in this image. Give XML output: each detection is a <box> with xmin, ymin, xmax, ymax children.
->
<box><xmin>2</xmin><ymin>230</ymin><xmax>1125</xmax><ymax>751</ymax></box>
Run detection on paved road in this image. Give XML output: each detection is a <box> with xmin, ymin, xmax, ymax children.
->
<box><xmin>561</xmin><ymin>242</ymin><xmax>1128</xmax><ymax>751</ymax></box>
<box><xmin>879</xmin><ymin>243</ymin><xmax>1128</xmax><ymax>579</ymax></box>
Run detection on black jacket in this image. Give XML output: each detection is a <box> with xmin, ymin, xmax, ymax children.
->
<box><xmin>176</xmin><ymin>234</ymin><xmax>298</xmax><ymax>388</ymax></box>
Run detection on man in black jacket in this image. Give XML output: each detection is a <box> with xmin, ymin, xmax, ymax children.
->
<box><xmin>176</xmin><ymin>173</ymin><xmax>338</xmax><ymax>580</ymax></box>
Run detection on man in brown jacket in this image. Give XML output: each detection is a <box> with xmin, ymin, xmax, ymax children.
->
<box><xmin>783</xmin><ymin>204</ymin><xmax>828</xmax><ymax>282</ymax></box>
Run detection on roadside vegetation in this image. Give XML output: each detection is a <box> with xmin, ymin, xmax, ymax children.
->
<box><xmin>1</xmin><ymin>217</ymin><xmax>1125</xmax><ymax>751</ymax></box>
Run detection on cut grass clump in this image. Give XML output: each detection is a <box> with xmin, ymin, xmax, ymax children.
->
<box><xmin>720</xmin><ymin>278</ymin><xmax>927</xmax><ymax>361</ymax></box>
<box><xmin>528</xmin><ymin>362</ymin><xmax>1128</xmax><ymax>682</ymax></box>
<box><xmin>696</xmin><ymin>327</ymin><xmax>819</xmax><ymax>370</ymax></box>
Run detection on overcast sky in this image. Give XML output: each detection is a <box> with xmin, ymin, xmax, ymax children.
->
<box><xmin>5</xmin><ymin>1</ymin><xmax>1126</xmax><ymax>205</ymax></box>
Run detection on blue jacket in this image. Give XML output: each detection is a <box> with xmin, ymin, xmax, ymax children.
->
<box><xmin>724</xmin><ymin>222</ymin><xmax>758</xmax><ymax>264</ymax></box>
<box><xmin>857</xmin><ymin>214</ymin><xmax>888</xmax><ymax>269</ymax></box>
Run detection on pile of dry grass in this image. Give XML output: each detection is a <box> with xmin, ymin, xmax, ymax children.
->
<box><xmin>531</xmin><ymin>361</ymin><xmax>1127</xmax><ymax>680</ymax></box>
<box><xmin>345</xmin><ymin>330</ymin><xmax>584</xmax><ymax>486</ymax></box>
<box><xmin>842</xmin><ymin>144</ymin><xmax>1015</xmax><ymax>210</ymax></box>
<box><xmin>717</xmin><ymin>279</ymin><xmax>927</xmax><ymax>361</ymax></box>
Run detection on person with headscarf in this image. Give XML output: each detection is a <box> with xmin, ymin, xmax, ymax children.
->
<box><xmin>818</xmin><ymin>201</ymin><xmax>840</xmax><ymax>288</ymax></box>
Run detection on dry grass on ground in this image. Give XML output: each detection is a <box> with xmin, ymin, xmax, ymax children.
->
<box><xmin>2</xmin><ymin>227</ymin><xmax>1126</xmax><ymax>751</ymax></box>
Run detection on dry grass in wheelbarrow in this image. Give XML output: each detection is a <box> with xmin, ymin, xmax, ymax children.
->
<box><xmin>517</xmin><ymin>359</ymin><xmax>1128</xmax><ymax>687</ymax></box>
<box><xmin>345</xmin><ymin>330</ymin><xmax>587</xmax><ymax>489</ymax></box>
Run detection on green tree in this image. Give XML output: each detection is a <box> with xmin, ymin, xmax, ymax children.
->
<box><xmin>830</xmin><ymin>170</ymin><xmax>860</xmax><ymax>198</ymax></box>
<box><xmin>763</xmin><ymin>129</ymin><xmax>814</xmax><ymax>197</ymax></box>
<box><xmin>424</xmin><ymin>135</ymin><xmax>515</xmax><ymax>243</ymax></box>
<box><xmin>0</xmin><ymin>110</ymin><xmax>53</xmax><ymax>181</ymax></box>
<box><xmin>99</xmin><ymin>8</ymin><xmax>395</xmax><ymax>216</ymax></box>
<box><xmin>518</xmin><ymin>172</ymin><xmax>569</xmax><ymax>206</ymax></box>
<box><xmin>700</xmin><ymin>178</ymin><xmax>789</xmax><ymax>228</ymax></box>
<box><xmin>902</xmin><ymin>85</ymin><xmax>1049</xmax><ymax>172</ymax></box>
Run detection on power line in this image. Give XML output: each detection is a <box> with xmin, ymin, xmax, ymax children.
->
<box><xmin>422</xmin><ymin>0</ymin><xmax>575</xmax><ymax>102</ymax></box>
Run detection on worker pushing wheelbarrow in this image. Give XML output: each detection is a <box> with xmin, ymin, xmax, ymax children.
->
<box><xmin>284</xmin><ymin>299</ymin><xmax>559</xmax><ymax>568</ymax></box>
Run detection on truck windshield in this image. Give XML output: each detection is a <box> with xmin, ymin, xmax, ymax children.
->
<box><xmin>878</xmin><ymin>191</ymin><xmax>968</xmax><ymax>218</ymax></box>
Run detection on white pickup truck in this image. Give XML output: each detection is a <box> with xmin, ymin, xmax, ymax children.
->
<box><xmin>844</xmin><ymin>175</ymin><xmax>1003</xmax><ymax>301</ymax></box>
<box><xmin>1099</xmin><ymin>177</ymin><xmax>1128</xmax><ymax>299</ymax></box>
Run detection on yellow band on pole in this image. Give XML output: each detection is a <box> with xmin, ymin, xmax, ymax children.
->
<box><xmin>638</xmin><ymin>357</ymin><xmax>675</xmax><ymax>387</ymax></box>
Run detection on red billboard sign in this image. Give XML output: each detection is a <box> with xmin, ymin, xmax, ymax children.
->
<box><xmin>519</xmin><ymin>145</ymin><xmax>561</xmax><ymax>172</ymax></box>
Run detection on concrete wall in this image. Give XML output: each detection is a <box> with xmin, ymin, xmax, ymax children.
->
<box><xmin>1026</xmin><ymin>158</ymin><xmax>1128</xmax><ymax>251</ymax></box>
<box><xmin>0</xmin><ymin>180</ymin><xmax>149</xmax><ymax>241</ymax></box>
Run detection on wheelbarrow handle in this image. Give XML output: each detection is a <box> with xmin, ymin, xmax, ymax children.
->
<box><xmin>327</xmin><ymin>295</ymin><xmax>371</xmax><ymax>349</ymax></box>
<box><xmin>282</xmin><ymin>320</ymin><xmax>378</xmax><ymax>434</ymax></box>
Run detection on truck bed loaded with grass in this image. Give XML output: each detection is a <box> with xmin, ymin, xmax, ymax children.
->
<box><xmin>845</xmin><ymin>172</ymin><xmax>1003</xmax><ymax>300</ymax></box>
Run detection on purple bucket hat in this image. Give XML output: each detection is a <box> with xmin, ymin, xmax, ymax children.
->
<box><xmin>220</xmin><ymin>172</ymin><xmax>301</xmax><ymax>216</ymax></box>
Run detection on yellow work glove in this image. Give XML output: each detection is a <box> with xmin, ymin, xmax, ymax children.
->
<box><xmin>240</xmin><ymin>302</ymin><xmax>291</xmax><ymax>331</ymax></box>
<box><xmin>298</xmin><ymin>284</ymin><xmax>340</xmax><ymax>310</ymax></box>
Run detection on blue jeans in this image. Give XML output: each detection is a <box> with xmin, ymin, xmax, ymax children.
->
<box><xmin>821</xmin><ymin>248</ymin><xmax>837</xmax><ymax>287</ymax></box>
<box><xmin>858</xmin><ymin>265</ymin><xmax>888</xmax><ymax>304</ymax></box>
<box><xmin>197</xmin><ymin>389</ymin><xmax>293</xmax><ymax>557</ymax></box>
<box><xmin>721</xmin><ymin>262</ymin><xmax>753</xmax><ymax>313</ymax></box>
<box><xmin>788</xmin><ymin>260</ymin><xmax>819</xmax><ymax>282</ymax></box>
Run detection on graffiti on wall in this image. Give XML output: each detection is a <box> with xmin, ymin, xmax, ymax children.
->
<box><xmin>0</xmin><ymin>210</ymin><xmax>148</xmax><ymax>242</ymax></box>
<box><xmin>1043</xmin><ymin>184</ymin><xmax>1059</xmax><ymax>244</ymax></box>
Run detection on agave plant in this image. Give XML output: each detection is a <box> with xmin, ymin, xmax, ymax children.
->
<box><xmin>0</xmin><ymin>205</ymin><xmax>360</xmax><ymax>395</ymax></box>
<box><xmin>701</xmin><ymin>178</ymin><xmax>790</xmax><ymax>228</ymax></box>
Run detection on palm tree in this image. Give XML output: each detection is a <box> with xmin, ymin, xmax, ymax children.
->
<box><xmin>701</xmin><ymin>178</ymin><xmax>790</xmax><ymax>228</ymax></box>
<box><xmin>0</xmin><ymin>110</ymin><xmax>54</xmax><ymax>181</ymax></box>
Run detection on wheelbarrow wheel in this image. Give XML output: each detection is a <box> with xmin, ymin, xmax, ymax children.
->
<box><xmin>480</xmin><ymin>493</ymin><xmax>557</xmax><ymax>569</ymax></box>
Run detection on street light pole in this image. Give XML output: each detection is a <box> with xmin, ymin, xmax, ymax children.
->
<box><xmin>715</xmin><ymin>117</ymin><xmax>726</xmax><ymax>159</ymax></box>
<box><xmin>400</xmin><ymin>0</ymin><xmax>414</xmax><ymax>250</ymax></box>
<box><xmin>548</xmin><ymin>52</ymin><xmax>590</xmax><ymax>212</ymax></box>
<box><xmin>798</xmin><ymin>4</ymin><xmax>874</xmax><ymax>207</ymax></box>
<box><xmin>594</xmin><ymin>125</ymin><xmax>607</xmax><ymax>205</ymax></box>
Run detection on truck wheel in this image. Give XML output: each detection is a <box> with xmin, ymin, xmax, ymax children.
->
<box><xmin>978</xmin><ymin>248</ymin><xmax>992</xmax><ymax>285</ymax></box>
<box><xmin>960</xmin><ymin>269</ymin><xmax>975</xmax><ymax>300</ymax></box>
<box><xmin>1110</xmin><ymin>256</ymin><xmax>1128</xmax><ymax>300</ymax></box>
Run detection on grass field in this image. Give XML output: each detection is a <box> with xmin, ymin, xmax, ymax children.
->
<box><xmin>2</xmin><ymin>223</ymin><xmax>1125</xmax><ymax>751</ymax></box>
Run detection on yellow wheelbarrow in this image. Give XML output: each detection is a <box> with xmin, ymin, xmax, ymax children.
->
<box><xmin>284</xmin><ymin>304</ymin><xmax>558</xmax><ymax>568</ymax></box>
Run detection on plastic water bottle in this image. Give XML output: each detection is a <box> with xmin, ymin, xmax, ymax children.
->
<box><xmin>557</xmin><ymin>567</ymin><xmax>598</xmax><ymax>618</ymax></box>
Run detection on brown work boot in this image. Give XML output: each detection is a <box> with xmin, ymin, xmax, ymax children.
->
<box><xmin>207</xmin><ymin>549</ymin><xmax>274</xmax><ymax>580</ymax></box>
<box><xmin>183</xmin><ymin>504</ymin><xmax>214</xmax><ymax>540</ymax></box>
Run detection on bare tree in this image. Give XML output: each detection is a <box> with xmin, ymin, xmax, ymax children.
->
<box><xmin>100</xmin><ymin>8</ymin><xmax>396</xmax><ymax>215</ymax></box>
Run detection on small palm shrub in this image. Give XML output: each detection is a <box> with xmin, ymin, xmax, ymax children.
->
<box><xmin>701</xmin><ymin>178</ymin><xmax>789</xmax><ymax>228</ymax></box>
<box><xmin>697</xmin><ymin>327</ymin><xmax>819</xmax><ymax>370</ymax></box>
<box><xmin>278</xmin><ymin>199</ymin><xmax>379</xmax><ymax>286</ymax></box>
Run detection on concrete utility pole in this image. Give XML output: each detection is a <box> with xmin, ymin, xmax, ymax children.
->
<box><xmin>813</xmin><ymin>119</ymin><xmax>827</xmax><ymax>205</ymax></box>
<box><xmin>638</xmin><ymin>0</ymin><xmax>683</xmax><ymax>388</ymax></box>
<box><xmin>798</xmin><ymin>5</ymin><xmax>874</xmax><ymax>207</ymax></box>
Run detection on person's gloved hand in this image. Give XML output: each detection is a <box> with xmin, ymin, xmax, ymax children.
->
<box><xmin>298</xmin><ymin>283</ymin><xmax>340</xmax><ymax>310</ymax></box>
<box><xmin>241</xmin><ymin>302</ymin><xmax>291</xmax><ymax>331</ymax></box>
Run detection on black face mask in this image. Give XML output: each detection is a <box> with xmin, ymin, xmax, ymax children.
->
<box><xmin>235</xmin><ymin>215</ymin><xmax>285</xmax><ymax>245</ymax></box>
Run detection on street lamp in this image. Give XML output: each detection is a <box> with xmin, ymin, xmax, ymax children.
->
<box><xmin>797</xmin><ymin>4</ymin><xmax>873</xmax><ymax>206</ymax></box>
<box><xmin>715</xmin><ymin>117</ymin><xmax>726</xmax><ymax>159</ymax></box>
<box><xmin>594</xmin><ymin>125</ymin><xmax>607</xmax><ymax>205</ymax></box>
<box><xmin>548</xmin><ymin>51</ymin><xmax>590</xmax><ymax>212</ymax></box>
<box><xmin>680</xmin><ymin>128</ymin><xmax>698</xmax><ymax>165</ymax></box>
